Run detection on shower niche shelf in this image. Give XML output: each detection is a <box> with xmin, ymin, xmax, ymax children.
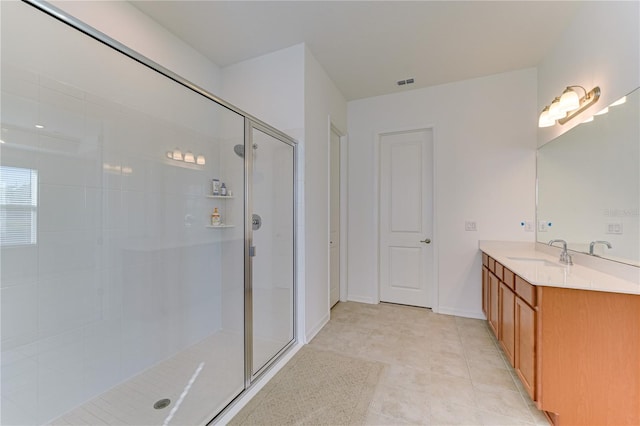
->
<box><xmin>206</xmin><ymin>190</ymin><xmax>235</xmax><ymax>228</ymax></box>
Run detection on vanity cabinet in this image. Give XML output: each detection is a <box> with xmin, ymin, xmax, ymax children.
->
<box><xmin>483</xmin><ymin>256</ymin><xmax>539</xmax><ymax>402</ymax></box>
<box><xmin>498</xmin><ymin>282</ymin><xmax>515</xmax><ymax>365</ymax></box>
<box><xmin>483</xmin><ymin>253</ymin><xmax>500</xmax><ymax>337</ymax></box>
<box><xmin>515</xmin><ymin>296</ymin><xmax>536</xmax><ymax>399</ymax></box>
<box><xmin>483</xmin><ymin>253</ymin><xmax>518</xmax><ymax>367</ymax></box>
<box><xmin>481</xmin><ymin>250</ymin><xmax>640</xmax><ymax>426</ymax></box>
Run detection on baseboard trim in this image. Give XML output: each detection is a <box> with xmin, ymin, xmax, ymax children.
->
<box><xmin>346</xmin><ymin>294</ymin><xmax>377</xmax><ymax>304</ymax></box>
<box><xmin>437</xmin><ymin>306</ymin><xmax>486</xmax><ymax>320</ymax></box>
<box><xmin>305</xmin><ymin>313</ymin><xmax>330</xmax><ymax>343</ymax></box>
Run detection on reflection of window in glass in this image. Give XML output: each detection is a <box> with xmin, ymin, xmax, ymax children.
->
<box><xmin>0</xmin><ymin>166</ymin><xmax>38</xmax><ymax>246</ymax></box>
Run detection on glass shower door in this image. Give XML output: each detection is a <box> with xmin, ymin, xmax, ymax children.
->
<box><xmin>1</xmin><ymin>2</ymin><xmax>246</xmax><ymax>425</ymax></box>
<box><xmin>247</xmin><ymin>123</ymin><xmax>295</xmax><ymax>378</ymax></box>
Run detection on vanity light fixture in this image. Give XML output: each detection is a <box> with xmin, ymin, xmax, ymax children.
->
<box><xmin>538</xmin><ymin>85</ymin><xmax>601</xmax><ymax>127</ymax></box>
<box><xmin>166</xmin><ymin>148</ymin><xmax>205</xmax><ymax>166</ymax></box>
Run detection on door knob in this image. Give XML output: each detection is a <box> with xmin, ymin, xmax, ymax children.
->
<box><xmin>420</xmin><ymin>238</ymin><xmax>431</xmax><ymax>244</ymax></box>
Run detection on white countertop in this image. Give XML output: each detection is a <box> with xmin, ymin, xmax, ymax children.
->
<box><xmin>479</xmin><ymin>241</ymin><xmax>640</xmax><ymax>295</ymax></box>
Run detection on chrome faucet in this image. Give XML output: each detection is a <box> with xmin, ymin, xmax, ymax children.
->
<box><xmin>589</xmin><ymin>240</ymin><xmax>612</xmax><ymax>256</ymax></box>
<box><xmin>548</xmin><ymin>239</ymin><xmax>573</xmax><ymax>265</ymax></box>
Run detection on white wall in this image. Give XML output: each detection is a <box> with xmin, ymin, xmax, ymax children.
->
<box><xmin>220</xmin><ymin>44</ymin><xmax>305</xmax><ymax>138</ymax></box>
<box><xmin>347</xmin><ymin>68</ymin><xmax>537</xmax><ymax>318</ymax></box>
<box><xmin>49</xmin><ymin>0</ymin><xmax>222</xmax><ymax>95</ymax></box>
<box><xmin>221</xmin><ymin>44</ymin><xmax>347</xmax><ymax>342</ymax></box>
<box><xmin>303</xmin><ymin>46</ymin><xmax>347</xmax><ymax>339</ymax></box>
<box><xmin>537</xmin><ymin>1</ymin><xmax>640</xmax><ymax>147</ymax></box>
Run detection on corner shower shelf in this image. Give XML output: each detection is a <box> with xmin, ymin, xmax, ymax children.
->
<box><xmin>205</xmin><ymin>224</ymin><xmax>235</xmax><ymax>229</ymax></box>
<box><xmin>206</xmin><ymin>195</ymin><xmax>235</xmax><ymax>199</ymax></box>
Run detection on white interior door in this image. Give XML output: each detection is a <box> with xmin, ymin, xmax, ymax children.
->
<box><xmin>330</xmin><ymin>129</ymin><xmax>341</xmax><ymax>307</ymax></box>
<box><xmin>379</xmin><ymin>129</ymin><xmax>434</xmax><ymax>308</ymax></box>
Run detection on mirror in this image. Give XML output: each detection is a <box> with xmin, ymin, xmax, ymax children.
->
<box><xmin>537</xmin><ymin>87</ymin><xmax>640</xmax><ymax>267</ymax></box>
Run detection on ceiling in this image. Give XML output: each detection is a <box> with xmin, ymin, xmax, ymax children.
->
<box><xmin>131</xmin><ymin>1</ymin><xmax>582</xmax><ymax>101</ymax></box>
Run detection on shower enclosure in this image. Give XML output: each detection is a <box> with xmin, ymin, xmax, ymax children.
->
<box><xmin>0</xmin><ymin>1</ymin><xmax>296</xmax><ymax>425</ymax></box>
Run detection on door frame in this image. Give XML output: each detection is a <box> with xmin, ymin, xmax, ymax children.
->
<box><xmin>373</xmin><ymin>125</ymin><xmax>439</xmax><ymax>312</ymax></box>
<box><xmin>328</xmin><ymin>120</ymin><xmax>349</xmax><ymax>307</ymax></box>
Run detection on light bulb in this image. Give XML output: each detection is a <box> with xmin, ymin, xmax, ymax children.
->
<box><xmin>548</xmin><ymin>98</ymin><xmax>565</xmax><ymax>120</ymax></box>
<box><xmin>184</xmin><ymin>151</ymin><xmax>195</xmax><ymax>163</ymax></box>
<box><xmin>196</xmin><ymin>155</ymin><xmax>206</xmax><ymax>165</ymax></box>
<box><xmin>172</xmin><ymin>148</ymin><xmax>183</xmax><ymax>161</ymax></box>
<box><xmin>538</xmin><ymin>107</ymin><xmax>555</xmax><ymax>128</ymax></box>
<box><xmin>559</xmin><ymin>88</ymin><xmax>580</xmax><ymax>112</ymax></box>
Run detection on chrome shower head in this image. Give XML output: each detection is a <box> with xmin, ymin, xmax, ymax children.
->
<box><xmin>233</xmin><ymin>144</ymin><xmax>258</xmax><ymax>158</ymax></box>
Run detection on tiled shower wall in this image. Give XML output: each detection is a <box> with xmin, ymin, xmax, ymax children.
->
<box><xmin>1</xmin><ymin>2</ymin><xmax>245</xmax><ymax>423</ymax></box>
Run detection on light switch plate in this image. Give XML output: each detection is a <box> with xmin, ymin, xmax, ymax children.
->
<box><xmin>465</xmin><ymin>221</ymin><xmax>477</xmax><ymax>231</ymax></box>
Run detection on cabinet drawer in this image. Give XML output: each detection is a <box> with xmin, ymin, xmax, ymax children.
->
<box><xmin>489</xmin><ymin>257</ymin><xmax>496</xmax><ymax>274</ymax></box>
<box><xmin>503</xmin><ymin>268</ymin><xmax>515</xmax><ymax>290</ymax></box>
<box><xmin>482</xmin><ymin>253</ymin><xmax>489</xmax><ymax>267</ymax></box>
<box><xmin>495</xmin><ymin>262</ymin><xmax>504</xmax><ymax>281</ymax></box>
<box><xmin>515</xmin><ymin>276</ymin><xmax>537</xmax><ymax>307</ymax></box>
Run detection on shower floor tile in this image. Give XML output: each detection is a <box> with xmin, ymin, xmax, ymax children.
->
<box><xmin>50</xmin><ymin>331</ymin><xmax>245</xmax><ymax>426</ymax></box>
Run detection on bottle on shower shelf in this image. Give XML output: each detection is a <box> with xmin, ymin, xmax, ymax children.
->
<box><xmin>221</xmin><ymin>183</ymin><xmax>227</xmax><ymax>196</ymax></box>
<box><xmin>212</xmin><ymin>179</ymin><xmax>221</xmax><ymax>196</ymax></box>
<box><xmin>211</xmin><ymin>207</ymin><xmax>221</xmax><ymax>226</ymax></box>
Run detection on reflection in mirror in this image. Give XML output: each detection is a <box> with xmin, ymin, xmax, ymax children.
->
<box><xmin>537</xmin><ymin>87</ymin><xmax>640</xmax><ymax>267</ymax></box>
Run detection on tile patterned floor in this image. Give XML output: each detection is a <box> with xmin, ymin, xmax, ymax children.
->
<box><xmin>308</xmin><ymin>302</ymin><xmax>549</xmax><ymax>426</ymax></box>
<box><xmin>50</xmin><ymin>332</ymin><xmax>245</xmax><ymax>426</ymax></box>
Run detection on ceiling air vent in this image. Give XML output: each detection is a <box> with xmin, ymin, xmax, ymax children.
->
<box><xmin>396</xmin><ymin>78</ymin><xmax>415</xmax><ymax>86</ymax></box>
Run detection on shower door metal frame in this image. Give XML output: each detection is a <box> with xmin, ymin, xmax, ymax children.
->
<box><xmin>244</xmin><ymin>119</ymin><xmax>298</xmax><ymax>386</ymax></box>
<box><xmin>21</xmin><ymin>0</ymin><xmax>298</xmax><ymax>422</ymax></box>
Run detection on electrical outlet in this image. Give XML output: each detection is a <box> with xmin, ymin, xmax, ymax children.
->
<box><xmin>524</xmin><ymin>221</ymin><xmax>534</xmax><ymax>232</ymax></box>
<box><xmin>606</xmin><ymin>223</ymin><xmax>623</xmax><ymax>234</ymax></box>
<box><xmin>538</xmin><ymin>220</ymin><xmax>550</xmax><ymax>232</ymax></box>
<box><xmin>465</xmin><ymin>221</ymin><xmax>477</xmax><ymax>231</ymax></box>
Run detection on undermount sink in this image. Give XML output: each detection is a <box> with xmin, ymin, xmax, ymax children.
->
<box><xmin>507</xmin><ymin>257</ymin><xmax>564</xmax><ymax>268</ymax></box>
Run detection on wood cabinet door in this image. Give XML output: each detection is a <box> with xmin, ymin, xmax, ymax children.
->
<box><xmin>488</xmin><ymin>272</ymin><xmax>499</xmax><ymax>338</ymax></box>
<box><xmin>482</xmin><ymin>266</ymin><xmax>489</xmax><ymax>317</ymax></box>
<box><xmin>515</xmin><ymin>297</ymin><xmax>536</xmax><ymax>400</ymax></box>
<box><xmin>499</xmin><ymin>282</ymin><xmax>515</xmax><ymax>366</ymax></box>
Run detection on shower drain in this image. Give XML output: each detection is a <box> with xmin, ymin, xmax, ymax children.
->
<box><xmin>153</xmin><ymin>398</ymin><xmax>171</xmax><ymax>410</ymax></box>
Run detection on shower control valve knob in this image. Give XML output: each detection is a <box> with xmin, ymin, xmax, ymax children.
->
<box><xmin>252</xmin><ymin>213</ymin><xmax>262</xmax><ymax>230</ymax></box>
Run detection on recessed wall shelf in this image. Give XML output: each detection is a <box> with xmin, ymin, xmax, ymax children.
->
<box><xmin>205</xmin><ymin>224</ymin><xmax>235</xmax><ymax>229</ymax></box>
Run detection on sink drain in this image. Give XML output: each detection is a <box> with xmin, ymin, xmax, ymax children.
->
<box><xmin>153</xmin><ymin>398</ymin><xmax>171</xmax><ymax>410</ymax></box>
